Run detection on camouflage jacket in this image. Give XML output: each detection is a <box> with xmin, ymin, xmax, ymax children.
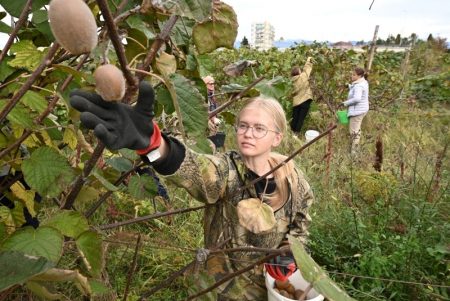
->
<box><xmin>153</xmin><ymin>137</ymin><xmax>314</xmax><ymax>300</ymax></box>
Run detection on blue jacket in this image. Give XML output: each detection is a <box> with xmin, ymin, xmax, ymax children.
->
<box><xmin>344</xmin><ymin>78</ymin><xmax>369</xmax><ymax>117</ymax></box>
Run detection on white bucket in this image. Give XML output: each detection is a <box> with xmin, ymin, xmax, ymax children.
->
<box><xmin>266</xmin><ymin>270</ymin><xmax>324</xmax><ymax>301</ymax></box>
<box><xmin>304</xmin><ymin>130</ymin><xmax>320</xmax><ymax>142</ymax></box>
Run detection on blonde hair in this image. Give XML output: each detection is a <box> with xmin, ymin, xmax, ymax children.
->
<box><xmin>239</xmin><ymin>96</ymin><xmax>287</xmax><ymax>134</ymax></box>
<box><xmin>239</xmin><ymin>96</ymin><xmax>296</xmax><ymax>204</ymax></box>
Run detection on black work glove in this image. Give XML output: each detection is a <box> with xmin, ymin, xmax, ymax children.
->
<box><xmin>70</xmin><ymin>81</ymin><xmax>157</xmax><ymax>151</ymax></box>
<box><xmin>265</xmin><ymin>254</ymin><xmax>297</xmax><ymax>281</ymax></box>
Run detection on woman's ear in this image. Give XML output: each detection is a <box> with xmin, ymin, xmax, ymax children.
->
<box><xmin>272</xmin><ymin>133</ymin><xmax>283</xmax><ymax>147</ymax></box>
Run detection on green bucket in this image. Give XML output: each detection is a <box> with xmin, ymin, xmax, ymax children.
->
<box><xmin>336</xmin><ymin>110</ymin><xmax>349</xmax><ymax>125</ymax></box>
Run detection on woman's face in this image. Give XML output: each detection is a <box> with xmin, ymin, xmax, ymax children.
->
<box><xmin>351</xmin><ymin>71</ymin><xmax>361</xmax><ymax>82</ymax></box>
<box><xmin>236</xmin><ymin>106</ymin><xmax>282</xmax><ymax>159</ymax></box>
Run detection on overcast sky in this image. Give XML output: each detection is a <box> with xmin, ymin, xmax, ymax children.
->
<box><xmin>224</xmin><ymin>0</ymin><xmax>450</xmax><ymax>42</ymax></box>
<box><xmin>1</xmin><ymin>1</ymin><xmax>449</xmax><ymax>48</ymax></box>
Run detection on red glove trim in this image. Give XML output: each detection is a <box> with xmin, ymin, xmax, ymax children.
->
<box><xmin>136</xmin><ymin>121</ymin><xmax>162</xmax><ymax>155</ymax></box>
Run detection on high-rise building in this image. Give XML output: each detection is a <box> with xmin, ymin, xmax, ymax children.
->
<box><xmin>251</xmin><ymin>21</ymin><xmax>275</xmax><ymax>50</ymax></box>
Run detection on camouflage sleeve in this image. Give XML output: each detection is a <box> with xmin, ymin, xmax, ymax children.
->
<box><xmin>289</xmin><ymin>168</ymin><xmax>314</xmax><ymax>244</ymax></box>
<box><xmin>159</xmin><ymin>142</ymin><xmax>230</xmax><ymax>204</ymax></box>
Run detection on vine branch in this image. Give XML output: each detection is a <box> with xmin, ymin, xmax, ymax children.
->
<box><xmin>209</xmin><ymin>76</ymin><xmax>265</xmax><ymax>119</ymax></box>
<box><xmin>0</xmin><ymin>43</ymin><xmax>60</xmax><ymax>124</ymax></box>
<box><xmin>96</xmin><ymin>0</ymin><xmax>136</xmax><ymax>90</ymax></box>
<box><xmin>98</xmin><ymin>205</ymin><xmax>207</xmax><ymax>230</ymax></box>
<box><xmin>0</xmin><ymin>52</ymin><xmax>88</xmax><ymax>161</ymax></box>
<box><xmin>0</xmin><ymin>0</ymin><xmax>33</xmax><ymax>65</ymax></box>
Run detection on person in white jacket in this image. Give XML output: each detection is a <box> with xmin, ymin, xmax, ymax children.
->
<box><xmin>342</xmin><ymin>67</ymin><xmax>369</xmax><ymax>152</ymax></box>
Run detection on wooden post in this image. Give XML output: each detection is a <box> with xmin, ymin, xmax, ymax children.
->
<box><xmin>401</xmin><ymin>35</ymin><xmax>416</xmax><ymax>79</ymax></box>
<box><xmin>366</xmin><ymin>25</ymin><xmax>379</xmax><ymax>72</ymax></box>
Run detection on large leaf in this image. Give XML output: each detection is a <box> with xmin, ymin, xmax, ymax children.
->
<box><xmin>1</xmin><ymin>227</ymin><xmax>64</xmax><ymax>263</ymax></box>
<box><xmin>76</xmin><ymin>231</ymin><xmax>103</xmax><ymax>278</ymax></box>
<box><xmin>8</xmin><ymin>40</ymin><xmax>46</xmax><ymax>71</ymax></box>
<box><xmin>0</xmin><ymin>57</ymin><xmax>16</xmax><ymax>82</ymax></box>
<box><xmin>44</xmin><ymin>210</ymin><xmax>89</xmax><ymax>239</ymax></box>
<box><xmin>156</xmin><ymin>86</ymin><xmax>175</xmax><ymax>114</ymax></box>
<box><xmin>0</xmin><ymin>20</ymin><xmax>11</xmax><ymax>34</ymax></box>
<box><xmin>192</xmin><ymin>1</ymin><xmax>238</xmax><ymax>54</ymax></box>
<box><xmin>10</xmin><ymin>182</ymin><xmax>36</xmax><ymax>216</ymax></box>
<box><xmin>255</xmin><ymin>76</ymin><xmax>290</xmax><ymax>99</ymax></box>
<box><xmin>126</xmin><ymin>15</ymin><xmax>156</xmax><ymax>40</ymax></box>
<box><xmin>163</xmin><ymin>16</ymin><xmax>195</xmax><ymax>46</ymax></box>
<box><xmin>0</xmin><ymin>0</ymin><xmax>48</xmax><ymax>18</ymax></box>
<box><xmin>167</xmin><ymin>73</ymin><xmax>208</xmax><ymax>138</ymax></box>
<box><xmin>0</xmin><ymin>203</ymin><xmax>26</xmax><ymax>233</ymax></box>
<box><xmin>148</xmin><ymin>0</ymin><xmax>212</xmax><ymax>22</ymax></box>
<box><xmin>22</xmin><ymin>146</ymin><xmax>76</xmax><ymax>198</ymax></box>
<box><xmin>128</xmin><ymin>174</ymin><xmax>157</xmax><ymax>199</ymax></box>
<box><xmin>91</xmin><ymin>169</ymin><xmax>119</xmax><ymax>191</ymax></box>
<box><xmin>105</xmin><ymin>157</ymin><xmax>133</xmax><ymax>172</ymax></box>
<box><xmin>0</xmin><ymin>250</ymin><xmax>54</xmax><ymax>291</ymax></box>
<box><xmin>288</xmin><ymin>235</ymin><xmax>357</xmax><ymax>301</ymax></box>
<box><xmin>155</xmin><ymin>51</ymin><xmax>177</xmax><ymax>78</ymax></box>
<box><xmin>22</xmin><ymin>90</ymin><xmax>48</xmax><ymax>114</ymax></box>
<box><xmin>31</xmin><ymin>9</ymin><xmax>53</xmax><ymax>42</ymax></box>
<box><xmin>0</xmin><ymin>101</ymin><xmax>36</xmax><ymax>129</ymax></box>
<box><xmin>196</xmin><ymin>54</ymin><xmax>216</xmax><ymax>78</ymax></box>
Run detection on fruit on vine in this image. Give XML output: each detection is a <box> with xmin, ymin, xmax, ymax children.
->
<box><xmin>94</xmin><ymin>64</ymin><xmax>126</xmax><ymax>101</ymax></box>
<box><xmin>48</xmin><ymin>0</ymin><xmax>98</xmax><ymax>55</ymax></box>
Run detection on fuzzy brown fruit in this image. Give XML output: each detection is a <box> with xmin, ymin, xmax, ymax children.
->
<box><xmin>94</xmin><ymin>64</ymin><xmax>126</xmax><ymax>101</ymax></box>
<box><xmin>48</xmin><ymin>0</ymin><xmax>97</xmax><ymax>55</ymax></box>
<box><xmin>275</xmin><ymin>279</ymin><xmax>290</xmax><ymax>290</ymax></box>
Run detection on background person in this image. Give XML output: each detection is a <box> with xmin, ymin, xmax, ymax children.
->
<box><xmin>290</xmin><ymin>56</ymin><xmax>314</xmax><ymax>135</ymax></box>
<box><xmin>70</xmin><ymin>81</ymin><xmax>314</xmax><ymax>300</ymax></box>
<box><xmin>342</xmin><ymin>67</ymin><xmax>369</xmax><ymax>153</ymax></box>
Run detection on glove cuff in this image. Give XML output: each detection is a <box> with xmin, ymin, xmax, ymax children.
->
<box><xmin>136</xmin><ymin>121</ymin><xmax>162</xmax><ymax>155</ymax></box>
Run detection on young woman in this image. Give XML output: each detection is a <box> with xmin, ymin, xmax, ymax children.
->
<box><xmin>70</xmin><ymin>82</ymin><xmax>314</xmax><ymax>300</ymax></box>
<box><xmin>290</xmin><ymin>56</ymin><xmax>314</xmax><ymax>134</ymax></box>
<box><xmin>342</xmin><ymin>67</ymin><xmax>369</xmax><ymax>152</ymax></box>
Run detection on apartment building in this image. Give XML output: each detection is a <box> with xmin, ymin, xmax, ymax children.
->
<box><xmin>251</xmin><ymin>21</ymin><xmax>275</xmax><ymax>50</ymax></box>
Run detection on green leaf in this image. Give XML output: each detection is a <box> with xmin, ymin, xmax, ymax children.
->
<box><xmin>167</xmin><ymin>73</ymin><xmax>208</xmax><ymax>138</ymax></box>
<box><xmin>128</xmin><ymin>174</ymin><xmax>157</xmax><ymax>199</ymax></box>
<box><xmin>163</xmin><ymin>17</ymin><xmax>195</xmax><ymax>46</ymax></box>
<box><xmin>89</xmin><ymin>279</ymin><xmax>110</xmax><ymax>295</ymax></box>
<box><xmin>8</xmin><ymin>40</ymin><xmax>46</xmax><ymax>71</ymax></box>
<box><xmin>0</xmin><ymin>56</ymin><xmax>16</xmax><ymax>82</ymax></box>
<box><xmin>75</xmin><ymin>186</ymin><xmax>100</xmax><ymax>204</ymax></box>
<box><xmin>288</xmin><ymin>235</ymin><xmax>356</xmax><ymax>301</ymax></box>
<box><xmin>196</xmin><ymin>54</ymin><xmax>216</xmax><ymax>78</ymax></box>
<box><xmin>151</xmin><ymin>0</ymin><xmax>212</xmax><ymax>22</ymax></box>
<box><xmin>92</xmin><ymin>169</ymin><xmax>119</xmax><ymax>191</ymax></box>
<box><xmin>156</xmin><ymin>86</ymin><xmax>175</xmax><ymax>114</ymax></box>
<box><xmin>0</xmin><ymin>20</ymin><xmax>11</xmax><ymax>34</ymax></box>
<box><xmin>22</xmin><ymin>90</ymin><xmax>48</xmax><ymax>114</ymax></box>
<box><xmin>76</xmin><ymin>231</ymin><xmax>103</xmax><ymax>278</ymax></box>
<box><xmin>0</xmin><ymin>203</ymin><xmax>26</xmax><ymax>230</ymax></box>
<box><xmin>0</xmin><ymin>250</ymin><xmax>54</xmax><ymax>291</ymax></box>
<box><xmin>255</xmin><ymin>76</ymin><xmax>290</xmax><ymax>99</ymax></box>
<box><xmin>22</xmin><ymin>146</ymin><xmax>76</xmax><ymax>198</ymax></box>
<box><xmin>155</xmin><ymin>51</ymin><xmax>177</xmax><ymax>78</ymax></box>
<box><xmin>44</xmin><ymin>210</ymin><xmax>89</xmax><ymax>239</ymax></box>
<box><xmin>126</xmin><ymin>15</ymin><xmax>156</xmax><ymax>40</ymax></box>
<box><xmin>105</xmin><ymin>157</ymin><xmax>133</xmax><ymax>172</ymax></box>
<box><xmin>0</xmin><ymin>0</ymin><xmax>48</xmax><ymax>18</ymax></box>
<box><xmin>1</xmin><ymin>227</ymin><xmax>64</xmax><ymax>263</ymax></box>
<box><xmin>0</xmin><ymin>101</ymin><xmax>36</xmax><ymax>129</ymax></box>
<box><xmin>118</xmin><ymin>149</ymin><xmax>139</xmax><ymax>161</ymax></box>
<box><xmin>192</xmin><ymin>1</ymin><xmax>238</xmax><ymax>54</ymax></box>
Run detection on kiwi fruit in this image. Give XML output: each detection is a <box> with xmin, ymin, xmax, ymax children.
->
<box><xmin>48</xmin><ymin>0</ymin><xmax>97</xmax><ymax>54</ymax></box>
<box><xmin>294</xmin><ymin>289</ymin><xmax>306</xmax><ymax>299</ymax></box>
<box><xmin>94</xmin><ymin>64</ymin><xmax>126</xmax><ymax>101</ymax></box>
<box><xmin>285</xmin><ymin>283</ymin><xmax>295</xmax><ymax>295</ymax></box>
<box><xmin>274</xmin><ymin>279</ymin><xmax>290</xmax><ymax>290</ymax></box>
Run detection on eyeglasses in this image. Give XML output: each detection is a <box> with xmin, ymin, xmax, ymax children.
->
<box><xmin>207</xmin><ymin>82</ymin><xmax>215</xmax><ymax>85</ymax></box>
<box><xmin>235</xmin><ymin>123</ymin><xmax>279</xmax><ymax>139</ymax></box>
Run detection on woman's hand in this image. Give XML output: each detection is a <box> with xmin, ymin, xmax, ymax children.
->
<box><xmin>70</xmin><ymin>81</ymin><xmax>159</xmax><ymax>151</ymax></box>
